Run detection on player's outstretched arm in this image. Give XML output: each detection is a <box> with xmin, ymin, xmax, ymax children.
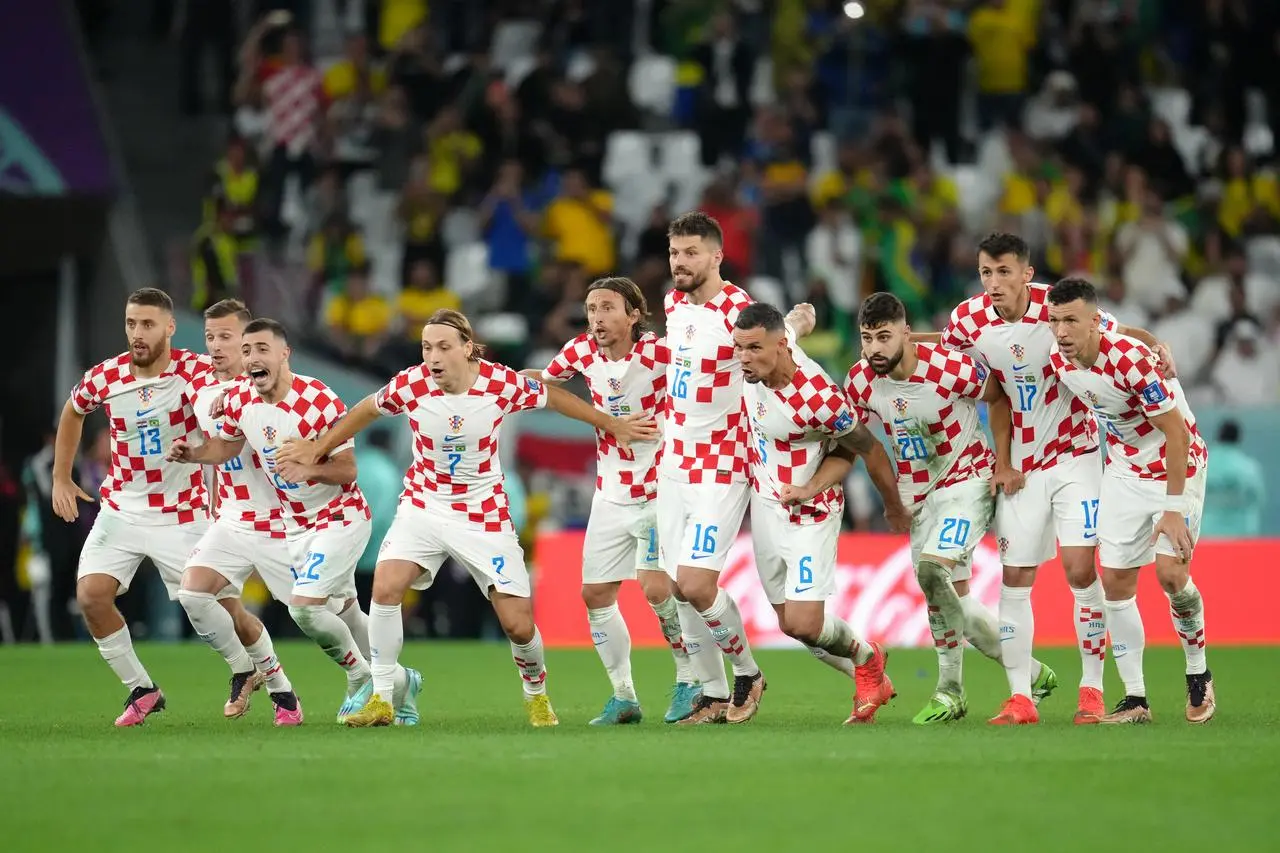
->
<box><xmin>544</xmin><ymin>384</ymin><xmax>657</xmax><ymax>453</ymax></box>
<box><xmin>984</xmin><ymin>381</ymin><xmax>1024</xmax><ymax>496</ymax></box>
<box><xmin>278</xmin><ymin>448</ymin><xmax>357</xmax><ymax>486</ymax></box>
<box><xmin>51</xmin><ymin>399</ymin><xmax>94</xmax><ymax>522</ymax></box>
<box><xmin>1116</xmin><ymin>323</ymin><xmax>1177</xmax><ymax>378</ymax></box>
<box><xmin>167</xmin><ymin>434</ymin><xmax>244</xmax><ymax>466</ymax></box>
<box><xmin>838</xmin><ymin>424</ymin><xmax>910</xmax><ymax>533</ymax></box>
<box><xmin>1148</xmin><ymin>408</ymin><xmax>1194</xmax><ymax>560</ymax></box>
<box><xmin>279</xmin><ymin>395</ymin><xmax>381</xmax><ymax>467</ymax></box>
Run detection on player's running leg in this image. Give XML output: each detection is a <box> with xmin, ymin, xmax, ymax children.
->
<box><xmin>78</xmin><ymin>572</ymin><xmax>166</xmax><ymax>727</ymax></box>
<box><xmin>955</xmin><ymin>583</ymin><xmax>1054</xmax><ymax>722</ymax></box>
<box><xmin>914</xmin><ymin>557</ymin><xmax>969</xmax><ymax>724</ymax></box>
<box><xmin>1157</xmin><ymin>561</ymin><xmax>1213</xmax><ymax>723</ymax></box>
<box><xmin>1062</xmin><ymin>546</ymin><xmax>1107</xmax><ymax>724</ymax></box>
<box><xmin>584</xmin><ymin>580</ymin><xmax>642</xmax><ymax>725</ymax></box>
<box><xmin>232</xmin><ymin>604</ymin><xmax>304</xmax><ymax>726</ymax></box>
<box><xmin>332</xmin><ymin>597</ymin><xmax>371</xmax><ymax>660</ymax></box>
<box><xmin>490</xmin><ymin>591</ymin><xmax>558</xmax><ymax>727</ymax></box>
<box><xmin>639</xmin><ymin>569</ymin><xmax>702</xmax><ymax>722</ymax></box>
<box><xmin>177</xmin><ymin>567</ymin><xmax>263</xmax><ymax>717</ymax></box>
<box><xmin>346</xmin><ymin>558</ymin><xmax>418</xmax><ymax>727</ymax></box>
<box><xmin>579</xmin><ymin>506</ymin><xmax>646</xmax><ymax>725</ymax></box>
<box><xmin>1098</xmin><ymin>565</ymin><xmax>1150</xmax><ymax>723</ymax></box>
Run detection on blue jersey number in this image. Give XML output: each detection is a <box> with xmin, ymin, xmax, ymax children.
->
<box><xmin>222</xmin><ymin>456</ymin><xmax>244</xmax><ymax>472</ymax></box>
<box><xmin>1016</xmin><ymin>383</ymin><xmax>1038</xmax><ymax>412</ymax></box>
<box><xmin>938</xmin><ymin>517</ymin><xmax>971</xmax><ymax>549</ymax></box>
<box><xmin>672</xmin><ymin>369</ymin><xmax>691</xmax><ymax>399</ymax></box>
<box><xmin>798</xmin><ymin>555</ymin><xmax>814</xmax><ymax>584</ymax></box>
<box><xmin>896</xmin><ymin>435</ymin><xmax>928</xmax><ymax>460</ymax></box>
<box><xmin>138</xmin><ymin>427</ymin><xmax>162</xmax><ymax>456</ymax></box>
<box><xmin>447</xmin><ymin>452</ymin><xmax>462</xmax><ymax>475</ymax></box>
<box><xmin>292</xmin><ymin>551</ymin><xmax>325</xmax><ymax>582</ymax></box>
<box><xmin>691</xmin><ymin>523</ymin><xmax>718</xmax><ymax>556</ymax></box>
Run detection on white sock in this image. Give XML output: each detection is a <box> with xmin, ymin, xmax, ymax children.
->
<box><xmin>1167</xmin><ymin>578</ymin><xmax>1207</xmax><ymax>675</ymax></box>
<box><xmin>334</xmin><ymin>600</ymin><xmax>371</xmax><ymax>660</ymax></box>
<box><xmin>288</xmin><ymin>604</ymin><xmax>371</xmax><ymax>684</ymax></box>
<box><xmin>245</xmin><ymin>630</ymin><xmax>292</xmax><ymax>693</ymax></box>
<box><xmin>807</xmin><ymin>645</ymin><xmax>855</xmax><ymax>677</ymax></box>
<box><xmin>1071</xmin><ymin>579</ymin><xmax>1107</xmax><ymax>690</ymax></box>
<box><xmin>1104</xmin><ymin>596</ymin><xmax>1146</xmax><ymax>697</ymax></box>
<box><xmin>677</xmin><ymin>599</ymin><xmax>729</xmax><ymax>699</ymax></box>
<box><xmin>698</xmin><ymin>589</ymin><xmax>760</xmax><ymax>677</ymax></box>
<box><xmin>649</xmin><ymin>596</ymin><xmax>695</xmax><ymax>683</ymax></box>
<box><xmin>998</xmin><ymin>584</ymin><xmax>1035</xmax><ymax>698</ymax></box>
<box><xmin>94</xmin><ymin>624</ymin><xmax>154</xmax><ymax>691</ymax></box>
<box><xmin>927</xmin><ymin>602</ymin><xmax>965</xmax><ymax>692</ymax></box>
<box><xmin>177</xmin><ymin>590</ymin><xmax>255</xmax><ymax>674</ymax></box>
<box><xmin>511</xmin><ymin>627</ymin><xmax>548</xmax><ymax>696</ymax></box>
<box><xmin>588</xmin><ymin>604</ymin><xmax>636</xmax><ymax>702</ymax></box>
<box><xmin>815</xmin><ymin>613</ymin><xmax>873</xmax><ymax>664</ymax></box>
<box><xmin>959</xmin><ymin>593</ymin><xmax>1002</xmax><ymax>663</ymax></box>
<box><xmin>368</xmin><ymin>603</ymin><xmax>405</xmax><ymax>702</ymax></box>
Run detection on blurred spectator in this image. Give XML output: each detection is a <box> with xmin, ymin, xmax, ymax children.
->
<box><xmin>805</xmin><ymin>196</ymin><xmax>861</xmax><ymax>321</ymax></box>
<box><xmin>387</xmin><ymin>24</ymin><xmax>446</xmax><ymax>121</ymax></box>
<box><xmin>307</xmin><ymin>213</ymin><xmax>368</xmax><ymax>314</ymax></box>
<box><xmin>179</xmin><ymin>0</ymin><xmax>236</xmax><ymax>115</ymax></box>
<box><xmin>968</xmin><ymin>0</ymin><xmax>1034</xmax><ymax>132</ymax></box>
<box><xmin>191</xmin><ymin>200</ymin><xmax>241</xmax><ymax>311</ymax></box>
<box><xmin>1113</xmin><ymin>188</ymin><xmax>1188</xmax><ymax>315</ymax></box>
<box><xmin>698</xmin><ymin>177</ymin><xmax>757</xmax><ymax>281</ymax></box>
<box><xmin>1210</xmin><ymin>320</ymin><xmax>1280</xmax><ymax>406</ymax></box>
<box><xmin>542</xmin><ymin>167</ymin><xmax>615</xmax><ymax>277</ymax></box>
<box><xmin>1151</xmin><ymin>294</ymin><xmax>1216</xmax><ymax>388</ymax></box>
<box><xmin>380</xmin><ymin>259</ymin><xmax>460</xmax><ymax>371</ymax></box>
<box><xmin>480</xmin><ymin>160</ymin><xmax>541</xmax><ymax>304</ymax></box>
<box><xmin>325</xmin><ymin>264</ymin><xmax>391</xmax><ymax>365</ymax></box>
<box><xmin>420</xmin><ymin>105</ymin><xmax>483</xmax><ymax>200</ymax></box>
<box><xmin>355</xmin><ymin>428</ymin><xmax>403</xmax><ymax>572</ymax></box>
<box><xmin>901</xmin><ymin>0</ymin><xmax>968</xmax><ymax>164</ymax></box>
<box><xmin>20</xmin><ymin>428</ymin><xmax>89</xmax><ymax>641</ymax></box>
<box><xmin>205</xmin><ymin>136</ymin><xmax>261</xmax><ymax>252</ymax></box>
<box><xmin>1201</xmin><ymin>420</ymin><xmax>1265</xmax><ymax>537</ymax></box>
<box><xmin>691</xmin><ymin>11</ymin><xmax>755</xmax><ymax>168</ymax></box>
<box><xmin>1193</xmin><ymin>243</ymin><xmax>1280</xmax><ymax>326</ymax></box>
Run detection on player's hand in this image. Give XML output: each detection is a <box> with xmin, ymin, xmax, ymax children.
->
<box><xmin>607</xmin><ymin>413</ymin><xmax>658</xmax><ymax>454</ymax></box>
<box><xmin>1153</xmin><ymin>510</ymin><xmax>1194</xmax><ymax>562</ymax></box>
<box><xmin>990</xmin><ymin>464</ymin><xmax>1026</xmax><ymax>497</ymax></box>
<box><xmin>51</xmin><ymin>477</ymin><xmax>94</xmax><ymax>523</ymax></box>
<box><xmin>165</xmin><ymin>439</ymin><xmax>196</xmax><ymax>463</ymax></box>
<box><xmin>274</xmin><ymin>459</ymin><xmax>311</xmax><ymax>484</ymax></box>
<box><xmin>1153</xmin><ymin>342</ymin><xmax>1178</xmax><ymax>379</ymax></box>
<box><xmin>277</xmin><ymin>437</ymin><xmax>320</xmax><ymax>467</ymax></box>
<box><xmin>779</xmin><ymin>482</ymin><xmax>818</xmax><ymax>506</ymax></box>
<box><xmin>785</xmin><ymin>303</ymin><xmax>817</xmax><ymax>337</ymax></box>
<box><xmin>884</xmin><ymin>501</ymin><xmax>912</xmax><ymax>534</ymax></box>
<box><xmin>208</xmin><ymin>389</ymin><xmax>227</xmax><ymax>419</ymax></box>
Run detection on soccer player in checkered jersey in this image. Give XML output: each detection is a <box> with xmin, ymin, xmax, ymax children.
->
<box><xmin>843</xmin><ymin>293</ymin><xmax>1052</xmax><ymax>724</ymax></box>
<box><xmin>731</xmin><ymin>303</ymin><xmax>908</xmax><ymax>724</ymax></box>
<box><xmin>176</xmin><ymin>299</ymin><xmax>303</xmax><ymax>726</ymax></box>
<box><xmin>940</xmin><ymin>233</ymin><xmax>1175</xmax><ymax>725</ymax></box>
<box><xmin>1047</xmin><ymin>278</ymin><xmax>1214</xmax><ymax>724</ymax></box>
<box><xmin>533</xmin><ymin>277</ymin><xmax>704</xmax><ymax>726</ymax></box>
<box><xmin>168</xmin><ymin>319</ymin><xmax>387</xmax><ymax>724</ymax></box>
<box><xmin>281</xmin><ymin>309</ymin><xmax>657</xmax><ymax>728</ymax></box>
<box><xmin>50</xmin><ymin>287</ymin><xmax>252</xmax><ymax>726</ymax></box>
<box><xmin>660</xmin><ymin>211</ymin><xmax>817</xmax><ymax>725</ymax></box>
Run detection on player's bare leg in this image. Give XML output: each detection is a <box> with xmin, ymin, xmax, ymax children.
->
<box><xmin>583</xmin><ymin>580</ymin><xmax>642</xmax><ymax>725</ymax></box>
<box><xmin>77</xmin><ymin>573</ymin><xmax>166</xmax><ymax>727</ymax></box>
<box><xmin>1061</xmin><ymin>546</ymin><xmax>1107</xmax><ymax>724</ymax></box>
<box><xmin>638</xmin><ymin>568</ymin><xmax>702</xmax><ymax>722</ymax></box>
<box><xmin>677</xmin><ymin>565</ymin><xmax>764</xmax><ymax>724</ymax></box>
<box><xmin>913</xmin><ymin>557</ymin><xmax>968</xmax><ymax>724</ymax></box>
<box><xmin>1155</xmin><ymin>555</ymin><xmax>1213</xmax><ymax>723</ymax></box>
<box><xmin>287</xmin><ymin>592</ymin><xmax>373</xmax><ymax>722</ymax></box>
<box><xmin>346</xmin><ymin>559</ymin><xmax>419</xmax><ymax>727</ymax></box>
<box><xmin>1098</xmin><ymin>567</ymin><xmax>1152</xmax><ymax>724</ymax></box>
<box><xmin>492</xmin><ymin>591</ymin><xmax>558</xmax><ymax>727</ymax></box>
<box><xmin>776</xmin><ymin>600</ymin><xmax>893</xmax><ymax>724</ymax></box>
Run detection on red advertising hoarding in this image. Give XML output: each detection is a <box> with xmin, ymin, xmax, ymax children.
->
<box><xmin>532</xmin><ymin>533</ymin><xmax>1280</xmax><ymax>648</ymax></box>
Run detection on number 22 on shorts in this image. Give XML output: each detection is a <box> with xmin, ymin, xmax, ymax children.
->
<box><xmin>292</xmin><ymin>551</ymin><xmax>325</xmax><ymax>583</ymax></box>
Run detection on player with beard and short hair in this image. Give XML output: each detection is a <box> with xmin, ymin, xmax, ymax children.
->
<box><xmin>52</xmin><ymin>287</ymin><xmax>248</xmax><ymax>726</ymax></box>
<box><xmin>659</xmin><ymin>210</ymin><xmax>816</xmax><ymax>725</ymax></box>
<box><xmin>168</xmin><ymin>319</ymin><xmax>383</xmax><ymax>724</ymax></box>
<box><xmin>533</xmin><ymin>276</ymin><xmax>704</xmax><ymax>725</ymax></box>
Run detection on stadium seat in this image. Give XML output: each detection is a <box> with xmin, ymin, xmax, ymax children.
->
<box><xmin>490</xmin><ymin>20</ymin><xmax>540</xmax><ymax>73</ymax></box>
<box><xmin>658</xmin><ymin>130</ymin><xmax>702</xmax><ymax>179</ymax></box>
<box><xmin>566</xmin><ymin>51</ymin><xmax>597</xmax><ymax>83</ymax></box>
<box><xmin>444</xmin><ymin>241</ymin><xmax>493</xmax><ymax>307</ymax></box>
<box><xmin>473</xmin><ymin>312</ymin><xmax>529</xmax><ymax>349</ymax></box>
<box><xmin>1150</xmin><ymin>87</ymin><xmax>1192</xmax><ymax>130</ymax></box>
<box><xmin>948</xmin><ymin>164</ymin><xmax>994</xmax><ymax>233</ymax></box>
<box><xmin>810</xmin><ymin>131</ymin><xmax>836</xmax><ymax>176</ymax></box>
<box><xmin>603</xmin><ymin>131</ymin><xmax>654</xmax><ymax>190</ymax></box>
<box><xmin>504</xmin><ymin>54</ymin><xmax>538</xmax><ymax>90</ymax></box>
<box><xmin>628</xmin><ymin>54</ymin><xmax>676</xmax><ymax>116</ymax></box>
<box><xmin>347</xmin><ymin>170</ymin><xmax>378</xmax><ymax>228</ymax></box>
<box><xmin>749</xmin><ymin>57</ymin><xmax>775</xmax><ymax>107</ymax></box>
<box><xmin>1245</xmin><ymin>123</ymin><xmax>1274</xmax><ymax>158</ymax></box>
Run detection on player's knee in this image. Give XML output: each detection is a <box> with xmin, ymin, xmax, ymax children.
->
<box><xmin>581</xmin><ymin>583</ymin><xmax>618</xmax><ymax>610</ymax></box>
<box><xmin>176</xmin><ymin>588</ymin><xmax>217</xmax><ymax>617</ymax></box>
<box><xmin>1059</xmin><ymin>551</ymin><xmax>1097</xmax><ymax>588</ymax></box>
<box><xmin>75</xmin><ymin>575</ymin><xmax>116</xmax><ymax>615</ymax></box>
<box><xmin>497</xmin><ymin>610</ymin><xmax>535</xmax><ymax>645</ymax></box>
<box><xmin>636</xmin><ymin>570</ymin><xmax>672</xmax><ymax>605</ymax></box>
<box><xmin>1153</xmin><ymin>558</ymin><xmax>1189</xmax><ymax>595</ymax></box>
<box><xmin>780</xmin><ymin>611</ymin><xmax>822</xmax><ymax>645</ymax></box>
<box><xmin>288</xmin><ymin>603</ymin><xmax>322</xmax><ymax>633</ymax></box>
<box><xmin>1099</xmin><ymin>568</ymin><xmax>1137</xmax><ymax>600</ymax></box>
<box><xmin>1001</xmin><ymin>565</ymin><xmax>1036</xmax><ymax>587</ymax></box>
<box><xmin>915</xmin><ymin>559</ymin><xmax>951</xmax><ymax>598</ymax></box>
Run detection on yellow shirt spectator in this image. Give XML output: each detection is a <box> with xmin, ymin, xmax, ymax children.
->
<box><xmin>380</xmin><ymin>0</ymin><xmax>428</xmax><ymax>52</ymax></box>
<box><xmin>1218</xmin><ymin>174</ymin><xmax>1280</xmax><ymax>238</ymax></box>
<box><xmin>969</xmin><ymin>5</ymin><xmax>1034</xmax><ymax>94</ymax></box>
<box><xmin>543</xmin><ymin>191</ymin><xmax>616</xmax><ymax>275</ymax></box>
<box><xmin>307</xmin><ymin>229</ymin><xmax>368</xmax><ymax>292</ymax></box>
<box><xmin>399</xmin><ymin>287</ymin><xmax>460</xmax><ymax>340</ymax></box>
<box><xmin>427</xmin><ymin>131</ymin><xmax>481</xmax><ymax>197</ymax></box>
<box><xmin>323</xmin><ymin>60</ymin><xmax>389</xmax><ymax>101</ymax></box>
<box><xmin>916</xmin><ymin>175</ymin><xmax>959</xmax><ymax>226</ymax></box>
<box><xmin>999</xmin><ymin>172</ymin><xmax>1037</xmax><ymax>216</ymax></box>
<box><xmin>326</xmin><ymin>293</ymin><xmax>392</xmax><ymax>337</ymax></box>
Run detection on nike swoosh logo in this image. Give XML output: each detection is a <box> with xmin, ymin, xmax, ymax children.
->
<box><xmin>496</xmin><ymin>579</ymin><xmax>512</xmax><ymax>586</ymax></box>
<box><xmin>677</xmin><ymin>345</ymin><xmax>692</xmax><ymax>353</ymax></box>
<box><xmin>1083</xmin><ymin>533</ymin><xmax>1097</xmax><ymax>540</ymax></box>
<box><xmin>892</xmin><ymin>418</ymin><xmax>910</xmax><ymax>425</ymax></box>
<box><xmin>688</xmin><ymin>552</ymin><xmax>712</xmax><ymax>560</ymax></box>
<box><xmin>1012</xmin><ymin>364</ymin><xmax>1028</xmax><ymax>372</ymax></box>
<box><xmin>444</xmin><ymin>434</ymin><xmax>464</xmax><ymax>441</ymax></box>
<box><xmin>136</xmin><ymin>408</ymin><xmax>156</xmax><ymax>417</ymax></box>
<box><xmin>607</xmin><ymin>395</ymin><xmax>624</xmax><ymax>402</ymax></box>
<box><xmin>793</xmin><ymin>585</ymin><xmax>813</xmax><ymax>594</ymax></box>
<box><xmin>1086</xmin><ymin>631</ymin><xmax>1104</xmax><ymax>638</ymax></box>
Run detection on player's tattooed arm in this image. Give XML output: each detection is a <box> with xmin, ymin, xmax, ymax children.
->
<box><xmin>1147</xmin><ymin>408</ymin><xmax>1195</xmax><ymax>560</ymax></box>
<box><xmin>278</xmin><ymin>396</ymin><xmax>381</xmax><ymax>467</ymax></box>
<box><xmin>837</xmin><ymin>425</ymin><xmax>911</xmax><ymax>533</ymax></box>
<box><xmin>51</xmin><ymin>399</ymin><xmax>94</xmax><ymax>522</ymax></box>
<box><xmin>1116</xmin><ymin>323</ymin><xmax>1177</xmax><ymax>378</ymax></box>
<box><xmin>544</xmin><ymin>384</ymin><xmax>657</xmax><ymax>453</ymax></box>
<box><xmin>167</xmin><ymin>434</ymin><xmax>244</xmax><ymax>466</ymax></box>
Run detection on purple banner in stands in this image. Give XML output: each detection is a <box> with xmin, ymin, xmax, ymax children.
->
<box><xmin>0</xmin><ymin>0</ymin><xmax>113</xmax><ymax>196</ymax></box>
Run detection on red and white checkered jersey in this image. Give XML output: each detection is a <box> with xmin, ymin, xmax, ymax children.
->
<box><xmin>70</xmin><ymin>348</ymin><xmax>211</xmax><ymax>525</ymax></box>
<box><xmin>844</xmin><ymin>343</ymin><xmax>994</xmax><ymax>507</ymax></box>
<box><xmin>374</xmin><ymin>359</ymin><xmax>548</xmax><ymax>532</ymax></box>
<box><xmin>1050</xmin><ymin>332</ymin><xmax>1207</xmax><ymax>481</ymax></box>
<box><xmin>543</xmin><ymin>332</ymin><xmax>667</xmax><ymax>505</ymax></box>
<box><xmin>259</xmin><ymin>63</ymin><xmax>323</xmax><ymax>156</ymax></box>
<box><xmin>221</xmin><ymin>374</ymin><xmax>369</xmax><ymax>531</ymax></box>
<box><xmin>745</xmin><ymin>355</ymin><xmax>857</xmax><ymax>524</ymax></box>
<box><xmin>942</xmin><ymin>283</ymin><xmax>1118</xmax><ymax>475</ymax></box>
<box><xmin>190</xmin><ymin>373</ymin><xmax>288</xmax><ymax>538</ymax></box>
<box><xmin>662</xmin><ymin>284</ymin><xmax>754</xmax><ymax>485</ymax></box>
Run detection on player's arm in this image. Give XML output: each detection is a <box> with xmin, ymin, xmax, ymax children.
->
<box><xmin>1147</xmin><ymin>407</ymin><xmax>1195</xmax><ymax>559</ymax></box>
<box><xmin>784</xmin><ymin>303</ymin><xmax>817</xmax><ymax>337</ymax></box>
<box><xmin>280</xmin><ymin>447</ymin><xmax>357</xmax><ymax>486</ymax></box>
<box><xmin>51</xmin><ymin>399</ymin><xmax>94</xmax><ymax>522</ymax></box>
<box><xmin>169</xmin><ymin>434</ymin><xmax>245</xmax><ymax>466</ymax></box>
<box><xmin>280</xmin><ymin>395</ymin><xmax>382</xmax><ymax>466</ymax></box>
<box><xmin>982</xmin><ymin>378</ymin><xmax>1024</xmax><ymax>496</ymax></box>
<box><xmin>837</xmin><ymin>424</ymin><xmax>911</xmax><ymax>532</ymax></box>
<box><xmin>545</xmin><ymin>384</ymin><xmax>657</xmax><ymax>452</ymax></box>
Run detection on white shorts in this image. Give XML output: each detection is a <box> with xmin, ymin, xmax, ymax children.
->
<box><xmin>184</xmin><ymin>521</ymin><xmax>297</xmax><ymax>602</ymax></box>
<box><xmin>289</xmin><ymin>518</ymin><xmax>370</xmax><ymax>600</ymax></box>
<box><xmin>910</xmin><ymin>479</ymin><xmax>995</xmax><ymax>584</ymax></box>
<box><xmin>1098</xmin><ymin>467</ymin><xmax>1207</xmax><ymax>570</ymax></box>
<box><xmin>378</xmin><ymin>504</ymin><xmax>531</xmax><ymax>599</ymax></box>
<box><xmin>78</xmin><ymin>508</ymin><xmax>227</xmax><ymax>601</ymax></box>
<box><xmin>656</xmin><ymin>476</ymin><xmax>750</xmax><ymax>576</ymax></box>
<box><xmin>750</xmin><ymin>495</ymin><xmax>840</xmax><ymax>605</ymax></box>
<box><xmin>582</xmin><ymin>493</ymin><xmax>659</xmax><ymax>584</ymax></box>
<box><xmin>996</xmin><ymin>451</ymin><xmax>1104</xmax><ymax>567</ymax></box>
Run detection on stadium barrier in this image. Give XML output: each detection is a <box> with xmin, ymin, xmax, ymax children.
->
<box><xmin>533</xmin><ymin>533</ymin><xmax>1280</xmax><ymax>648</ymax></box>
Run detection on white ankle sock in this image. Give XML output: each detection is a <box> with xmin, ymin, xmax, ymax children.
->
<box><xmin>1104</xmin><ymin>596</ymin><xmax>1146</xmax><ymax>697</ymax></box>
<box><xmin>807</xmin><ymin>645</ymin><xmax>855</xmax><ymax>677</ymax></box>
<box><xmin>698</xmin><ymin>589</ymin><xmax>760</xmax><ymax>677</ymax></box>
<box><xmin>1070</xmin><ymin>579</ymin><xmax>1107</xmax><ymax>690</ymax></box>
<box><xmin>649</xmin><ymin>596</ymin><xmax>694</xmax><ymax>683</ymax></box>
<box><xmin>588</xmin><ymin>604</ymin><xmax>636</xmax><ymax>701</ymax></box>
<box><xmin>510</xmin><ymin>627</ymin><xmax>548</xmax><ymax>696</ymax></box>
<box><xmin>245</xmin><ymin>630</ymin><xmax>292</xmax><ymax>693</ymax></box>
<box><xmin>677</xmin><ymin>600</ymin><xmax>728</xmax><ymax>699</ymax></box>
<box><xmin>333</xmin><ymin>600</ymin><xmax>371</xmax><ymax>659</ymax></box>
<box><xmin>94</xmin><ymin>624</ymin><xmax>153</xmax><ymax>691</ymax></box>
<box><xmin>368</xmin><ymin>603</ymin><xmax>405</xmax><ymax>702</ymax></box>
<box><xmin>998</xmin><ymin>584</ymin><xmax>1035</xmax><ymax>698</ymax></box>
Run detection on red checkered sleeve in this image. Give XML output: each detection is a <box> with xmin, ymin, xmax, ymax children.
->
<box><xmin>375</xmin><ymin>364</ymin><xmax>428</xmax><ymax>416</ymax></box>
<box><xmin>715</xmin><ymin>284</ymin><xmax>753</xmax><ymax>334</ymax></box>
<box><xmin>296</xmin><ymin>379</ymin><xmax>354</xmax><ymax>454</ymax></box>
<box><xmin>1110</xmin><ymin>338</ymin><xmax>1176</xmax><ymax>418</ymax></box>
<box><xmin>926</xmin><ymin>345</ymin><xmax>987</xmax><ymax>401</ymax></box>
<box><xmin>843</xmin><ymin>364</ymin><xmax>875</xmax><ymax>425</ymax></box>
<box><xmin>544</xmin><ymin>334</ymin><xmax>592</xmax><ymax>382</ymax></box>
<box><xmin>487</xmin><ymin>363</ymin><xmax>549</xmax><ymax>414</ymax></box>
<box><xmin>220</xmin><ymin>383</ymin><xmax>251</xmax><ymax>439</ymax></box>
<box><xmin>941</xmin><ymin>302</ymin><xmax>978</xmax><ymax>354</ymax></box>
<box><xmin>799</xmin><ymin>375</ymin><xmax>857</xmax><ymax>437</ymax></box>
<box><xmin>70</xmin><ymin>359</ymin><xmax>114</xmax><ymax>415</ymax></box>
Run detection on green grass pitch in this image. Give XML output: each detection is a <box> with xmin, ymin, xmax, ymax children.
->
<box><xmin>1</xmin><ymin>642</ymin><xmax>1276</xmax><ymax>852</ymax></box>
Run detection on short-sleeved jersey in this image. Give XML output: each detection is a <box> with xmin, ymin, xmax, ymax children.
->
<box><xmin>221</xmin><ymin>374</ymin><xmax>369</xmax><ymax>531</ymax></box>
<box><xmin>189</xmin><ymin>372</ymin><xmax>288</xmax><ymax>538</ymax></box>
<box><xmin>543</xmin><ymin>332</ymin><xmax>667</xmax><ymax>505</ymax></box>
<box><xmin>70</xmin><ymin>348</ymin><xmax>211</xmax><ymax>525</ymax></box>
<box><xmin>942</xmin><ymin>283</ymin><xmax>1118</xmax><ymax>474</ymax></box>
<box><xmin>662</xmin><ymin>283</ymin><xmax>754</xmax><ymax>485</ymax></box>
<box><xmin>374</xmin><ymin>359</ymin><xmax>548</xmax><ymax>531</ymax></box>
<box><xmin>744</xmin><ymin>356</ymin><xmax>857</xmax><ymax>524</ymax></box>
<box><xmin>1050</xmin><ymin>332</ymin><xmax>1208</xmax><ymax>481</ymax></box>
<box><xmin>845</xmin><ymin>343</ymin><xmax>994</xmax><ymax>507</ymax></box>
